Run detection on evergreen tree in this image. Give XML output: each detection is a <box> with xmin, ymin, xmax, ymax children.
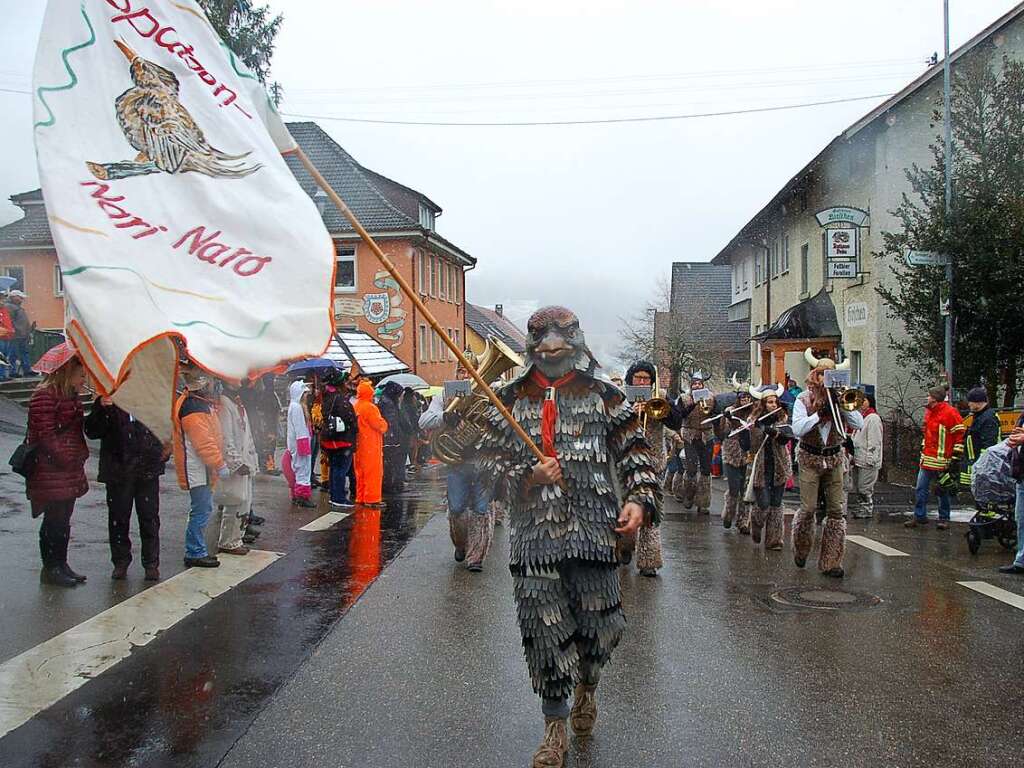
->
<box><xmin>198</xmin><ymin>0</ymin><xmax>284</xmax><ymax>104</ymax></box>
<box><xmin>877</xmin><ymin>53</ymin><xmax>1024</xmax><ymax>406</ymax></box>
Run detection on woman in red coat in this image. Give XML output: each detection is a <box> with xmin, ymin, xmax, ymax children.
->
<box><xmin>353</xmin><ymin>380</ymin><xmax>388</xmax><ymax>505</ymax></box>
<box><xmin>27</xmin><ymin>354</ymin><xmax>90</xmax><ymax>587</ymax></box>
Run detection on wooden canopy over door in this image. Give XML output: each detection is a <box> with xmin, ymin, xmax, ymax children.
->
<box><xmin>759</xmin><ymin>337</ymin><xmax>839</xmax><ymax>385</ymax></box>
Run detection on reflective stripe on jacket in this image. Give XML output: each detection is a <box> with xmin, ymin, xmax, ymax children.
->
<box><xmin>920</xmin><ymin>401</ymin><xmax>965</xmax><ymax>470</ymax></box>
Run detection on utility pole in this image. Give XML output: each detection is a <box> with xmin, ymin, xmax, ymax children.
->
<box><xmin>943</xmin><ymin>0</ymin><xmax>954</xmax><ymax>387</ymax></box>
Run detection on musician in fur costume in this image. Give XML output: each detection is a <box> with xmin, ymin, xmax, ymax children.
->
<box><xmin>791</xmin><ymin>349</ymin><xmax>863</xmax><ymax>578</ymax></box>
<box><xmin>745</xmin><ymin>383</ymin><xmax>792</xmax><ymax>550</ymax></box>
<box><xmin>717</xmin><ymin>374</ymin><xmax>755</xmax><ymax>533</ymax></box>
<box><xmin>624</xmin><ymin>360</ymin><xmax>683</xmax><ymax>576</ymax></box>
<box><xmin>675</xmin><ymin>371</ymin><xmax>719</xmax><ymax>514</ymax></box>
<box><xmin>476</xmin><ymin>307</ymin><xmax>661</xmax><ymax>768</ymax></box>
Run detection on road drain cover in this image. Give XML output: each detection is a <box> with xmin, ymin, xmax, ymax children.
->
<box><xmin>770</xmin><ymin>587</ymin><xmax>881</xmax><ymax>611</ymax></box>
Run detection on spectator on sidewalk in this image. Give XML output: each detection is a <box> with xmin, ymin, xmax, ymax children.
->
<box><xmin>353</xmin><ymin>379</ymin><xmax>388</xmax><ymax>506</ymax></box>
<box><xmin>959</xmin><ymin>387</ymin><xmax>1000</xmax><ymax>488</ymax></box>
<box><xmin>27</xmin><ymin>353</ymin><xmax>89</xmax><ymax>588</ymax></box>
<box><xmin>84</xmin><ymin>396</ymin><xmax>167</xmax><ymax>581</ymax></box>
<box><xmin>320</xmin><ymin>369</ymin><xmax>357</xmax><ymax>509</ymax></box>
<box><xmin>0</xmin><ymin>299</ymin><xmax>14</xmax><ymax>381</ymax></box>
<box><xmin>379</xmin><ymin>381</ymin><xmax>414</xmax><ymax>495</ymax></box>
<box><xmin>4</xmin><ymin>290</ymin><xmax>34</xmax><ymax>378</ymax></box>
<box><xmin>998</xmin><ymin>413</ymin><xmax>1024</xmax><ymax>575</ymax></box>
<box><xmin>284</xmin><ymin>380</ymin><xmax>316</xmax><ymax>508</ymax></box>
<box><xmin>906</xmin><ymin>385</ymin><xmax>965</xmax><ymax>531</ymax></box>
<box><xmin>213</xmin><ymin>380</ymin><xmax>260</xmax><ymax>556</ymax></box>
<box><xmin>850</xmin><ymin>393</ymin><xmax>883</xmax><ymax>519</ymax></box>
<box><xmin>172</xmin><ymin>369</ymin><xmax>229</xmax><ymax>568</ymax></box>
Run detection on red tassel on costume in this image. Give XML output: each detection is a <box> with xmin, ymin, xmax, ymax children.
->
<box><xmin>530</xmin><ymin>369</ymin><xmax>576</xmax><ymax>458</ymax></box>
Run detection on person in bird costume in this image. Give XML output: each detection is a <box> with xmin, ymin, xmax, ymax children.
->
<box><xmin>476</xmin><ymin>306</ymin><xmax>661</xmax><ymax>768</ymax></box>
<box><xmin>87</xmin><ymin>40</ymin><xmax>260</xmax><ymax>181</ymax></box>
<box><xmin>353</xmin><ymin>380</ymin><xmax>388</xmax><ymax>506</ymax></box>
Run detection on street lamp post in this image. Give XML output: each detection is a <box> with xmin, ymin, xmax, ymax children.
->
<box><xmin>943</xmin><ymin>0</ymin><xmax>954</xmax><ymax>387</ymax></box>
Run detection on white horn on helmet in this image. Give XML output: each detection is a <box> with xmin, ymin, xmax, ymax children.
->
<box><xmin>775</xmin><ymin>383</ymin><xmax>785</xmax><ymax>397</ymax></box>
<box><xmin>731</xmin><ymin>372</ymin><xmax>740</xmax><ymax>390</ymax></box>
<box><xmin>804</xmin><ymin>347</ymin><xmax>821</xmax><ymax>368</ymax></box>
<box><xmin>836</xmin><ymin>358</ymin><xmax>851</xmax><ymax>371</ymax></box>
<box><xmin>748</xmin><ymin>379</ymin><xmax>764</xmax><ymax>399</ymax></box>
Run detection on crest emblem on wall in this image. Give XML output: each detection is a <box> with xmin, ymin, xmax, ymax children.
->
<box><xmin>362</xmin><ymin>292</ymin><xmax>391</xmax><ymax>324</ymax></box>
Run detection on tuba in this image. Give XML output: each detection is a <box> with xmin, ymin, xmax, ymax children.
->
<box><xmin>431</xmin><ymin>337</ymin><xmax>523</xmax><ymax>465</ymax></box>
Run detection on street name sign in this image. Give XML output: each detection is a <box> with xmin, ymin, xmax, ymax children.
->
<box><xmin>905</xmin><ymin>250</ymin><xmax>951</xmax><ymax>267</ymax></box>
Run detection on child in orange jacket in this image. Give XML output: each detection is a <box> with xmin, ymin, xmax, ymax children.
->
<box><xmin>353</xmin><ymin>380</ymin><xmax>388</xmax><ymax>505</ymax></box>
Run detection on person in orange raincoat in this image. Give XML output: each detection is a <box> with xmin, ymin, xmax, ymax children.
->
<box><xmin>353</xmin><ymin>380</ymin><xmax>388</xmax><ymax>505</ymax></box>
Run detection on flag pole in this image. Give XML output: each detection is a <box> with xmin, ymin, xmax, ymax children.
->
<box><xmin>294</xmin><ymin>147</ymin><xmax>547</xmax><ymax>464</ymax></box>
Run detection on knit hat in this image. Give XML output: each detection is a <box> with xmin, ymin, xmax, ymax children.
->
<box><xmin>966</xmin><ymin>386</ymin><xmax>988</xmax><ymax>404</ymax></box>
<box><xmin>928</xmin><ymin>385</ymin><xmax>947</xmax><ymax>402</ymax></box>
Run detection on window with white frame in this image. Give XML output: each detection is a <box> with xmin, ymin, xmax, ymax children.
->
<box><xmin>754</xmin><ymin>253</ymin><xmax>762</xmax><ymax>286</ymax></box>
<box><xmin>419</xmin><ymin>325</ymin><xmax>428</xmax><ymax>362</ymax></box>
<box><xmin>771</xmin><ymin>240</ymin><xmax>779</xmax><ymax>278</ymax></box>
<box><xmin>417</xmin><ymin>251</ymin><xmax>426</xmax><ymax>294</ymax></box>
<box><xmin>782</xmin><ymin>235</ymin><xmax>790</xmax><ymax>273</ymax></box>
<box><xmin>0</xmin><ymin>265</ymin><xmax>25</xmax><ymax>294</ymax></box>
<box><xmin>733</xmin><ymin>264</ymin><xmax>740</xmax><ymax>295</ymax></box>
<box><xmin>800</xmin><ymin>243</ymin><xmax>809</xmax><ymax>294</ymax></box>
<box><xmin>439</xmin><ymin>259</ymin><xmax>447</xmax><ymax>300</ymax></box>
<box><xmin>742</xmin><ymin>260</ymin><xmax>749</xmax><ymax>292</ymax></box>
<box><xmin>452</xmin><ymin>266</ymin><xmax>460</xmax><ymax>303</ymax></box>
<box><xmin>419</xmin><ymin>203</ymin><xmax>435</xmax><ymax>231</ymax></box>
<box><xmin>53</xmin><ymin>264</ymin><xmax>63</xmax><ymax>297</ymax></box>
<box><xmin>429</xmin><ymin>255</ymin><xmax>437</xmax><ymax>296</ymax></box>
<box><xmin>335</xmin><ymin>247</ymin><xmax>356</xmax><ymax>292</ymax></box>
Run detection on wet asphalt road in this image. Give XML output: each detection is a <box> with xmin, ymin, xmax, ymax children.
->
<box><xmin>2</xmin><ymin>447</ymin><xmax>1024</xmax><ymax>767</ymax></box>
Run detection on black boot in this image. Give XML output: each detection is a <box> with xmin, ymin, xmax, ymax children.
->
<box><xmin>61</xmin><ymin>563</ymin><xmax>88</xmax><ymax>583</ymax></box>
<box><xmin>41</xmin><ymin>565</ymin><xmax>77</xmax><ymax>587</ymax></box>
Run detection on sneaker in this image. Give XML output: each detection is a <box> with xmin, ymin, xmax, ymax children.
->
<box><xmin>184</xmin><ymin>556</ymin><xmax>220</xmax><ymax>568</ymax></box>
<box><xmin>998</xmin><ymin>563</ymin><xmax>1024</xmax><ymax>575</ymax></box>
<box><xmin>292</xmin><ymin>498</ymin><xmax>316</xmax><ymax>509</ymax></box>
<box><xmin>218</xmin><ymin>546</ymin><xmax>250</xmax><ymax>555</ymax></box>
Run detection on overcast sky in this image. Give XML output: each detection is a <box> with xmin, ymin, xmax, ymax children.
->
<box><xmin>0</xmin><ymin>0</ymin><xmax>1019</xmax><ymax>366</ymax></box>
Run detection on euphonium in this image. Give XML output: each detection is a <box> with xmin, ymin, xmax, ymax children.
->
<box><xmin>431</xmin><ymin>337</ymin><xmax>523</xmax><ymax>465</ymax></box>
<box><xmin>838</xmin><ymin>387</ymin><xmax>867</xmax><ymax>412</ymax></box>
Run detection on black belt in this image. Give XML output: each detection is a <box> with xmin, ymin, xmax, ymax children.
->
<box><xmin>799</xmin><ymin>442</ymin><xmax>843</xmax><ymax>457</ymax></box>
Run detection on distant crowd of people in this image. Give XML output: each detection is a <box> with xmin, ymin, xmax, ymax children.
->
<box><xmin>0</xmin><ymin>289</ymin><xmax>35</xmax><ymax>380</ymax></box>
<box><xmin>19</xmin><ymin>341</ymin><xmax>436</xmax><ymax>587</ymax></box>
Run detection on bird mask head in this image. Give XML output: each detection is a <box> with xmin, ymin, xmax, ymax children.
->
<box><xmin>525</xmin><ymin>306</ymin><xmax>597</xmax><ymax>380</ymax></box>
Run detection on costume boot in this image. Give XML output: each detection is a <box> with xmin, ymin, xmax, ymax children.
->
<box><xmin>663</xmin><ymin>471</ymin><xmax>677</xmax><ymax>493</ymax></box>
<box><xmin>722</xmin><ymin>492</ymin><xmax>736</xmax><ymax>528</ymax></box>
<box><xmin>696</xmin><ymin>474</ymin><xmax>711</xmax><ymax>515</ymax></box>
<box><xmin>570</xmin><ymin>683</ymin><xmax>598</xmax><ymax>736</ymax></box>
<box><xmin>532</xmin><ymin>717</ymin><xmax>568</xmax><ymax>768</ymax></box>
<box><xmin>672</xmin><ymin>472</ymin><xmax>688</xmax><ymax>504</ymax></box>
<box><xmin>736</xmin><ymin>502</ymin><xmax>752</xmax><ymax>535</ymax></box>
<box><xmin>464</xmin><ymin>512</ymin><xmax>495</xmax><ymax>572</ymax></box>
<box><xmin>750</xmin><ymin>506</ymin><xmax>766</xmax><ymax>544</ymax></box>
<box><xmin>679</xmin><ymin>475</ymin><xmax>696</xmax><ymax>508</ymax></box>
<box><xmin>635</xmin><ymin>524</ymin><xmax>663</xmax><ymax>575</ymax></box>
<box><xmin>765</xmin><ymin>507</ymin><xmax>784</xmax><ymax>550</ymax></box>
<box><xmin>792</xmin><ymin>507</ymin><xmax>815</xmax><ymax>568</ymax></box>
<box><xmin>818</xmin><ymin>515</ymin><xmax>847</xmax><ymax>576</ymax></box>
<box><xmin>448</xmin><ymin>511</ymin><xmax>468</xmax><ymax>562</ymax></box>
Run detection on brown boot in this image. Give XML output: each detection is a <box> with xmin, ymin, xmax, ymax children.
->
<box><xmin>532</xmin><ymin>717</ymin><xmax>568</xmax><ymax>768</ymax></box>
<box><xmin>570</xmin><ymin>683</ymin><xmax>598</xmax><ymax>736</ymax></box>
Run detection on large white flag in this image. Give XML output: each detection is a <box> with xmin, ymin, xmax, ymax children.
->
<box><xmin>32</xmin><ymin>0</ymin><xmax>335</xmax><ymax>439</ymax></box>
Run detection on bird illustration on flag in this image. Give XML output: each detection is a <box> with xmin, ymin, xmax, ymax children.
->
<box><xmin>86</xmin><ymin>39</ymin><xmax>261</xmax><ymax>181</ymax></box>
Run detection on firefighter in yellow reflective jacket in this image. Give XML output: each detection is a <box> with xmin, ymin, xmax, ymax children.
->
<box><xmin>958</xmin><ymin>387</ymin><xmax>1001</xmax><ymax>487</ymax></box>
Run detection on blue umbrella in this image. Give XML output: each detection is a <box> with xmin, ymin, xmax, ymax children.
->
<box><xmin>285</xmin><ymin>357</ymin><xmax>342</xmax><ymax>375</ymax></box>
<box><xmin>0</xmin><ymin>276</ymin><xmax>17</xmax><ymax>292</ymax></box>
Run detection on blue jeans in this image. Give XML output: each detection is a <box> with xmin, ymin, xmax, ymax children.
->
<box><xmin>447</xmin><ymin>463</ymin><xmax>491</xmax><ymax>516</ymax></box>
<box><xmin>0</xmin><ymin>339</ymin><xmax>9</xmax><ymax>380</ymax></box>
<box><xmin>914</xmin><ymin>468</ymin><xmax>951</xmax><ymax>521</ymax></box>
<box><xmin>7</xmin><ymin>338</ymin><xmax>29</xmax><ymax>377</ymax></box>
<box><xmin>185</xmin><ymin>485</ymin><xmax>214</xmax><ymax>558</ymax></box>
<box><xmin>1013</xmin><ymin>482</ymin><xmax>1024</xmax><ymax>566</ymax></box>
<box><xmin>328</xmin><ymin>448</ymin><xmax>354</xmax><ymax>504</ymax></box>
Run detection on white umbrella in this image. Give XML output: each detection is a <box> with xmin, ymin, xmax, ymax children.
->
<box><xmin>378</xmin><ymin>373</ymin><xmax>430</xmax><ymax>390</ymax></box>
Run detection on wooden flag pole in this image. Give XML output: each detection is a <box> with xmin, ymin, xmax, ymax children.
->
<box><xmin>295</xmin><ymin>147</ymin><xmax>547</xmax><ymax>465</ymax></box>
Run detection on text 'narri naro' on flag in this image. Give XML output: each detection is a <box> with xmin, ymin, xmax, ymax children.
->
<box><xmin>32</xmin><ymin>0</ymin><xmax>335</xmax><ymax>440</ymax></box>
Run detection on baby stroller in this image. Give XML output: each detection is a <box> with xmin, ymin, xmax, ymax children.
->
<box><xmin>966</xmin><ymin>442</ymin><xmax>1018</xmax><ymax>555</ymax></box>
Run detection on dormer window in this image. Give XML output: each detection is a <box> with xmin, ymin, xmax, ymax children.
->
<box><xmin>419</xmin><ymin>203</ymin><xmax>435</xmax><ymax>231</ymax></box>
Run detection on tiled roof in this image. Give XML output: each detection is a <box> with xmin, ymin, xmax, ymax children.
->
<box><xmin>323</xmin><ymin>330</ymin><xmax>409</xmax><ymax>377</ymax></box>
<box><xmin>0</xmin><ymin>122</ymin><xmax>473</xmax><ymax>266</ymax></box>
<box><xmin>465</xmin><ymin>302</ymin><xmax>527</xmax><ymax>355</ymax></box>
<box><xmin>667</xmin><ymin>261</ymin><xmax>749</xmax><ymax>367</ymax></box>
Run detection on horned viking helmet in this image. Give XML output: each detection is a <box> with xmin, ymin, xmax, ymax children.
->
<box><xmin>803</xmin><ymin>347</ymin><xmax>850</xmax><ymax>372</ymax></box>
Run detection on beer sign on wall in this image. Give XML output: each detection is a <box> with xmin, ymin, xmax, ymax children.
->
<box><xmin>817</xmin><ymin>206</ymin><xmax>868</xmax><ymax>280</ymax></box>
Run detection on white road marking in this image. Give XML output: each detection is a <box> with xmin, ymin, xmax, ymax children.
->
<box><xmin>0</xmin><ymin>549</ymin><xmax>281</xmax><ymax>739</ymax></box>
<box><xmin>847</xmin><ymin>535</ymin><xmax>909</xmax><ymax>557</ymax></box>
<box><xmin>957</xmin><ymin>581</ymin><xmax>1024</xmax><ymax>611</ymax></box>
<box><xmin>299</xmin><ymin>511</ymin><xmax>350</xmax><ymax>531</ymax></box>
